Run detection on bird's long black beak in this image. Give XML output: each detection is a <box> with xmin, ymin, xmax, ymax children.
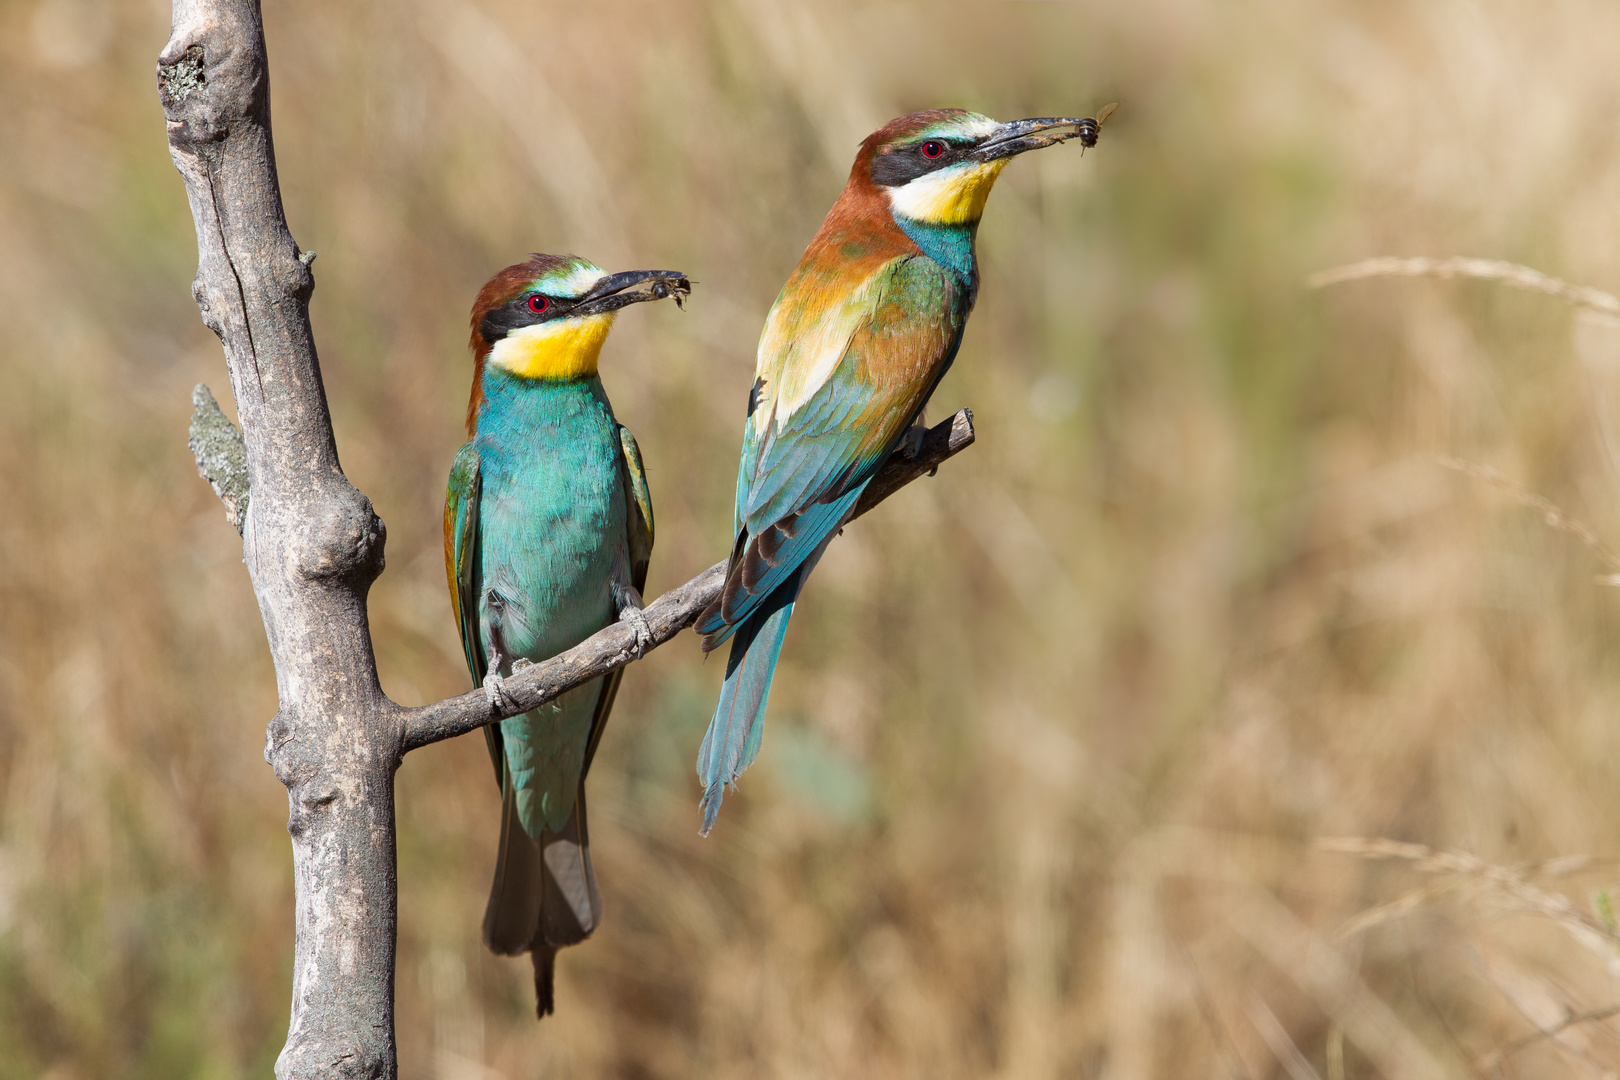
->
<box><xmin>576</xmin><ymin>269</ymin><xmax>692</xmax><ymax>315</ymax></box>
<box><xmin>972</xmin><ymin>114</ymin><xmax>1105</xmax><ymax>162</ymax></box>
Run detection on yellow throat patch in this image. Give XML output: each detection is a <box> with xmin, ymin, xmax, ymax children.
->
<box><xmin>886</xmin><ymin>159</ymin><xmax>1010</xmax><ymax>226</ymax></box>
<box><xmin>486</xmin><ymin>312</ymin><xmax>617</xmax><ymax>381</ymax></box>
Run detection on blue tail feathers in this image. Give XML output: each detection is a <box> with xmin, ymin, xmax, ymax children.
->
<box><xmin>696</xmin><ymin>570</ymin><xmax>801</xmax><ymax>834</ymax></box>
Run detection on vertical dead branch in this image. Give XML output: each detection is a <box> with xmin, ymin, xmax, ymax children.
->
<box><xmin>159</xmin><ymin>2</ymin><xmax>396</xmax><ymax>1076</ymax></box>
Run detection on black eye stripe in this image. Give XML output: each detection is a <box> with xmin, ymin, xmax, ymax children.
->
<box><xmin>870</xmin><ymin>138</ymin><xmax>967</xmax><ymax>186</ymax></box>
<box><xmin>479</xmin><ymin>292</ymin><xmax>574</xmax><ymax>344</ymax></box>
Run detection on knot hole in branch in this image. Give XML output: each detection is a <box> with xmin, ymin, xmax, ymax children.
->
<box><xmin>157</xmin><ymin>22</ymin><xmax>268</xmax><ymax>148</ymax></box>
<box><xmin>284</xmin><ymin>784</ymin><xmax>341</xmax><ymax>839</ymax></box>
<box><xmin>156</xmin><ymin>43</ymin><xmax>205</xmax><ymax>109</ymax></box>
<box><xmin>281</xmin><ymin>242</ymin><xmax>316</xmax><ymax>304</ymax></box>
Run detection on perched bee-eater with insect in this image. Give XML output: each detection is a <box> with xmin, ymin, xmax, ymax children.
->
<box><xmin>693</xmin><ymin>106</ymin><xmax>1111</xmax><ymax>834</ymax></box>
<box><xmin>444</xmin><ymin>253</ymin><xmax>689</xmax><ymax>1016</ymax></box>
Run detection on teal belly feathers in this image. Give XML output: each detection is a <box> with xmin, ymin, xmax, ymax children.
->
<box><xmin>474</xmin><ymin>369</ymin><xmax>627</xmax><ymax>835</ymax></box>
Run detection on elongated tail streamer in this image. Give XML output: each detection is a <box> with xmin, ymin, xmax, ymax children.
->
<box><xmin>696</xmin><ymin>569</ymin><xmax>803</xmax><ymax>834</ymax></box>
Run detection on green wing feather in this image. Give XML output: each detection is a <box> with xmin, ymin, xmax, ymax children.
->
<box><xmin>444</xmin><ymin>441</ymin><xmax>485</xmax><ymax>687</ymax></box>
<box><xmin>617</xmin><ymin>424</ymin><xmax>654</xmax><ymax>595</ymax></box>
<box><xmin>744</xmin><ymin>254</ymin><xmax>960</xmax><ymax>527</ymax></box>
<box><xmin>444</xmin><ymin>442</ymin><xmax>509</xmax><ymax>784</ymax></box>
<box><xmin>580</xmin><ymin>424</ymin><xmax>655</xmax><ymax>776</ymax></box>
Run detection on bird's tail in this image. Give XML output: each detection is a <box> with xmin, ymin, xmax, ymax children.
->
<box><xmin>482</xmin><ymin>770</ymin><xmax>602</xmax><ymax>1018</ymax></box>
<box><xmin>696</xmin><ymin>570</ymin><xmax>802</xmax><ymax>835</ymax></box>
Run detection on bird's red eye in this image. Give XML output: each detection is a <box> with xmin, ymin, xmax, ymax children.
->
<box><xmin>921</xmin><ymin>140</ymin><xmax>945</xmax><ymax>159</ymax></box>
<box><xmin>527</xmin><ymin>294</ymin><xmax>550</xmax><ymax>314</ymax></box>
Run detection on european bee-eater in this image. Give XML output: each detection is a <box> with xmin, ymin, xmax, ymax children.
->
<box><xmin>693</xmin><ymin>108</ymin><xmax>1103</xmax><ymax>834</ymax></box>
<box><xmin>445</xmin><ymin>253</ymin><xmax>689</xmax><ymax>1016</ymax></box>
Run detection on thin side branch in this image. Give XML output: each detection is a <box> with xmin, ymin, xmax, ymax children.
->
<box><xmin>398</xmin><ymin>407</ymin><xmax>976</xmax><ymax>752</ymax></box>
<box><xmin>852</xmin><ymin>408</ymin><xmax>974</xmax><ymax>516</ymax></box>
<box><xmin>1307</xmin><ymin>256</ymin><xmax>1620</xmax><ymax>318</ymax></box>
<box><xmin>188</xmin><ymin>382</ymin><xmax>250</xmax><ymax>535</ymax></box>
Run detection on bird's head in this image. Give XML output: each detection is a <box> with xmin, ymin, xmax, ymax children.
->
<box><xmin>862</xmin><ymin>109</ymin><xmax>1098</xmax><ymax>227</ymax></box>
<box><xmin>468</xmin><ymin>252</ymin><xmax>688</xmax><ymax>394</ymax></box>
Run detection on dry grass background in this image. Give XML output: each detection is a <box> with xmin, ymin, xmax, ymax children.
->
<box><xmin>7</xmin><ymin>0</ymin><xmax>1620</xmax><ymax>1076</ymax></box>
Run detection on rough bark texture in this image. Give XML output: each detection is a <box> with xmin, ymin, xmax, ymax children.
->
<box><xmin>164</xmin><ymin>2</ymin><xmax>977</xmax><ymax>1074</ymax></box>
<box><xmin>189</xmin><ymin>383</ymin><xmax>250</xmax><ymax>534</ymax></box>
<box><xmin>160</xmin><ymin>3</ymin><xmax>396</xmax><ymax>1076</ymax></box>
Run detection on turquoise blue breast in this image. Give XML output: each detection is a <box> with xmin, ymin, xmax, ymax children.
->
<box><xmin>473</xmin><ymin>369</ymin><xmax>626</xmax><ymax>660</ymax></box>
<box><xmin>472</xmin><ymin>368</ymin><xmax>627</xmax><ymax>835</ymax></box>
<box><xmin>894</xmin><ymin>217</ymin><xmax>980</xmax><ymax>299</ymax></box>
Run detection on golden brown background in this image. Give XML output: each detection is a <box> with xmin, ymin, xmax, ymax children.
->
<box><xmin>7</xmin><ymin>0</ymin><xmax>1620</xmax><ymax>1076</ymax></box>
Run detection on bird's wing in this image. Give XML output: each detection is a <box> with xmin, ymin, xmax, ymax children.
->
<box><xmin>444</xmin><ymin>441</ymin><xmax>485</xmax><ymax>687</ymax></box>
<box><xmin>577</xmin><ymin>424</ymin><xmax>657</xmax><ymax>777</ymax></box>
<box><xmin>702</xmin><ymin>253</ymin><xmax>966</xmax><ymax>636</ymax></box>
<box><xmin>616</xmin><ymin>423</ymin><xmax>655</xmax><ymax>597</ymax></box>
<box><xmin>445</xmin><ymin>442</ymin><xmax>509</xmax><ymax>785</ymax></box>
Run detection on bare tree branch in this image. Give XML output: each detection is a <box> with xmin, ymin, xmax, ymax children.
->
<box><xmin>187</xmin><ymin>396</ymin><xmax>975</xmax><ymax>756</ymax></box>
<box><xmin>187</xmin><ymin>402</ymin><xmax>977</xmax><ymax>756</ymax></box>
<box><xmin>188</xmin><ymin>383</ymin><xmax>250</xmax><ymax>534</ymax></box>
<box><xmin>161</xmin><ymin>2</ymin><xmax>395</xmax><ymax>1076</ymax></box>
<box><xmin>397</xmin><ymin>407</ymin><xmax>975</xmax><ymax>752</ymax></box>
<box><xmin>164</xmin><ymin>3</ymin><xmax>978</xmax><ymax>1073</ymax></box>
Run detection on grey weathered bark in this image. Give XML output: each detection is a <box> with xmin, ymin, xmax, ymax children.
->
<box><xmin>160</xmin><ymin>2</ymin><xmax>976</xmax><ymax>1075</ymax></box>
<box><xmin>161</xmin><ymin>2</ymin><xmax>396</xmax><ymax>1075</ymax></box>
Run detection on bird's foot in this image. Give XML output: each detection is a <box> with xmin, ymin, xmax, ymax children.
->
<box><xmin>612</xmin><ymin>582</ymin><xmax>652</xmax><ymax>659</ymax></box>
<box><xmin>488</xmin><ymin>657</ymin><xmax>536</xmax><ymax>713</ymax></box>
<box><xmin>483</xmin><ymin>643</ymin><xmax>529</xmax><ymax>713</ymax></box>
<box><xmin>620</xmin><ymin>605</ymin><xmax>652</xmax><ymax>659</ymax></box>
<box><xmin>483</xmin><ymin>667</ymin><xmax>512</xmax><ymax>712</ymax></box>
<box><xmin>899</xmin><ymin>418</ymin><xmax>929</xmax><ymax>461</ymax></box>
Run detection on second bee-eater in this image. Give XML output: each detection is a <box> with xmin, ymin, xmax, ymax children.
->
<box><xmin>693</xmin><ymin>108</ymin><xmax>1103</xmax><ymax>834</ymax></box>
<box><xmin>445</xmin><ymin>253</ymin><xmax>689</xmax><ymax>1016</ymax></box>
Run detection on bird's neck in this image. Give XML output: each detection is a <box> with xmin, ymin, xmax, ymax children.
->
<box><xmin>465</xmin><ymin>317</ymin><xmax>616</xmax><ymax>435</ymax></box>
<box><xmin>808</xmin><ymin>171</ymin><xmax>979</xmax><ymax>287</ymax></box>
<box><xmin>891</xmin><ymin>216</ymin><xmax>979</xmax><ymax>286</ymax></box>
<box><xmin>474</xmin><ymin>365</ymin><xmax>607</xmax><ymax>437</ymax></box>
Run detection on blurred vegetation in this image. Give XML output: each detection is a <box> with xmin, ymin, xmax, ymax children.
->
<box><xmin>7</xmin><ymin>0</ymin><xmax>1620</xmax><ymax>1076</ymax></box>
